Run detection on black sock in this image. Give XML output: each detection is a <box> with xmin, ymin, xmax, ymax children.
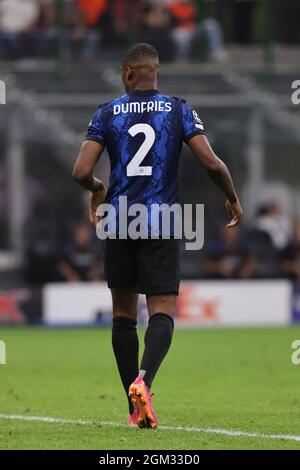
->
<box><xmin>112</xmin><ymin>316</ymin><xmax>139</xmax><ymax>415</ymax></box>
<box><xmin>140</xmin><ymin>313</ymin><xmax>174</xmax><ymax>389</ymax></box>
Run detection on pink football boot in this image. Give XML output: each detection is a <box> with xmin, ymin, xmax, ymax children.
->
<box><xmin>128</xmin><ymin>377</ymin><xmax>158</xmax><ymax>429</ymax></box>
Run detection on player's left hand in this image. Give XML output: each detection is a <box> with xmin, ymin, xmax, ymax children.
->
<box><xmin>225</xmin><ymin>199</ymin><xmax>243</xmax><ymax>227</ymax></box>
<box><xmin>89</xmin><ymin>185</ymin><xmax>107</xmax><ymax>226</ymax></box>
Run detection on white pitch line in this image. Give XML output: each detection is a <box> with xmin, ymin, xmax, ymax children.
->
<box><xmin>0</xmin><ymin>414</ymin><xmax>300</xmax><ymax>444</ymax></box>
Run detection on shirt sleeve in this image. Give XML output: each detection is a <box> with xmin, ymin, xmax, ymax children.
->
<box><xmin>85</xmin><ymin>105</ymin><xmax>106</xmax><ymax>146</ymax></box>
<box><xmin>181</xmin><ymin>101</ymin><xmax>206</xmax><ymax>143</ymax></box>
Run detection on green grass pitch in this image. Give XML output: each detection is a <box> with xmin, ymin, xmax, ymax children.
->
<box><xmin>1</xmin><ymin>326</ymin><xmax>300</xmax><ymax>450</ymax></box>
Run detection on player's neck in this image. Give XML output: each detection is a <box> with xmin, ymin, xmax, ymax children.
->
<box><xmin>129</xmin><ymin>80</ymin><xmax>158</xmax><ymax>93</ymax></box>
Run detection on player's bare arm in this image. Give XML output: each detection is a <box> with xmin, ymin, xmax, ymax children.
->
<box><xmin>72</xmin><ymin>140</ymin><xmax>107</xmax><ymax>224</ymax></box>
<box><xmin>188</xmin><ymin>134</ymin><xmax>243</xmax><ymax>227</ymax></box>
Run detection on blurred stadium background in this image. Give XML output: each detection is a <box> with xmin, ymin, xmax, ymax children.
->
<box><xmin>0</xmin><ymin>0</ymin><xmax>300</xmax><ymax>328</ymax></box>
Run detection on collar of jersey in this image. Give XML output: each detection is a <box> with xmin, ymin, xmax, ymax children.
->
<box><xmin>129</xmin><ymin>89</ymin><xmax>159</xmax><ymax>97</ymax></box>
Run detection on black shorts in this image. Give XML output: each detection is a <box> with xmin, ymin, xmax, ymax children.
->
<box><xmin>104</xmin><ymin>238</ymin><xmax>180</xmax><ymax>295</ymax></box>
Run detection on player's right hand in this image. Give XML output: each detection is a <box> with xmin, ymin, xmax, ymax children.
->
<box><xmin>89</xmin><ymin>186</ymin><xmax>107</xmax><ymax>226</ymax></box>
<box><xmin>225</xmin><ymin>199</ymin><xmax>243</xmax><ymax>228</ymax></box>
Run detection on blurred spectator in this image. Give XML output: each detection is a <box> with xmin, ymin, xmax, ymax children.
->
<box><xmin>113</xmin><ymin>0</ymin><xmax>132</xmax><ymax>39</ymax></box>
<box><xmin>57</xmin><ymin>223</ymin><xmax>103</xmax><ymax>282</ymax></box>
<box><xmin>0</xmin><ymin>0</ymin><xmax>110</xmax><ymax>60</ymax></box>
<box><xmin>0</xmin><ymin>0</ymin><xmax>53</xmax><ymax>59</ymax></box>
<box><xmin>167</xmin><ymin>0</ymin><xmax>226</xmax><ymax>62</ymax></box>
<box><xmin>280</xmin><ymin>220</ymin><xmax>300</xmax><ymax>281</ymax></box>
<box><xmin>75</xmin><ymin>0</ymin><xmax>108</xmax><ymax>59</ymax></box>
<box><xmin>137</xmin><ymin>1</ymin><xmax>174</xmax><ymax>61</ymax></box>
<box><xmin>204</xmin><ymin>226</ymin><xmax>256</xmax><ymax>279</ymax></box>
<box><xmin>53</xmin><ymin>0</ymin><xmax>108</xmax><ymax>61</ymax></box>
<box><xmin>55</xmin><ymin>0</ymin><xmax>86</xmax><ymax>61</ymax></box>
<box><xmin>255</xmin><ymin>201</ymin><xmax>292</xmax><ymax>250</ymax></box>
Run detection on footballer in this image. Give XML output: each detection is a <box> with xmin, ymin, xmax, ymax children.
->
<box><xmin>72</xmin><ymin>43</ymin><xmax>242</xmax><ymax>429</ymax></box>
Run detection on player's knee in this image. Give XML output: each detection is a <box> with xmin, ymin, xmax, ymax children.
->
<box><xmin>147</xmin><ymin>294</ymin><xmax>177</xmax><ymax>317</ymax></box>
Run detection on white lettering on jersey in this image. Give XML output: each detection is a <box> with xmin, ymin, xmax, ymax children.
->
<box><xmin>147</xmin><ymin>101</ymin><xmax>155</xmax><ymax>112</ymax></box>
<box><xmin>113</xmin><ymin>101</ymin><xmax>172</xmax><ymax>115</ymax></box>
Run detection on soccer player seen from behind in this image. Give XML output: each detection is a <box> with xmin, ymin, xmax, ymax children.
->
<box><xmin>72</xmin><ymin>43</ymin><xmax>243</xmax><ymax>429</ymax></box>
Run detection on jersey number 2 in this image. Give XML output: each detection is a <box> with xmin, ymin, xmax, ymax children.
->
<box><xmin>127</xmin><ymin>124</ymin><xmax>155</xmax><ymax>176</ymax></box>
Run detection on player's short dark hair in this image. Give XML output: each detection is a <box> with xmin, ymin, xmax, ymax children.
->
<box><xmin>123</xmin><ymin>43</ymin><xmax>159</xmax><ymax>64</ymax></box>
